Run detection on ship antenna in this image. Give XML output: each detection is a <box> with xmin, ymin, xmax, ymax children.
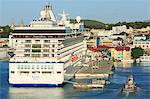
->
<box><xmin>11</xmin><ymin>18</ymin><xmax>15</xmax><ymax>29</ymax></box>
<box><xmin>19</xmin><ymin>19</ymin><xmax>24</xmax><ymax>27</ymax></box>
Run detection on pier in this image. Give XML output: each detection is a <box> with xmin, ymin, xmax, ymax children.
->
<box><xmin>75</xmin><ymin>60</ymin><xmax>114</xmax><ymax>79</ymax></box>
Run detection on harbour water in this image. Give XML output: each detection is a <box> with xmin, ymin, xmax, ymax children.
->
<box><xmin>0</xmin><ymin>61</ymin><xmax>150</xmax><ymax>99</ymax></box>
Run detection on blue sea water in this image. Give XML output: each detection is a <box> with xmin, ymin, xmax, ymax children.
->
<box><xmin>0</xmin><ymin>61</ymin><xmax>150</xmax><ymax>99</ymax></box>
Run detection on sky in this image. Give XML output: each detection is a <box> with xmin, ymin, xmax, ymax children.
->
<box><xmin>0</xmin><ymin>0</ymin><xmax>149</xmax><ymax>26</ymax></box>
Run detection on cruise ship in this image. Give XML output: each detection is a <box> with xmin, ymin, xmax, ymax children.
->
<box><xmin>9</xmin><ymin>4</ymin><xmax>87</xmax><ymax>87</ymax></box>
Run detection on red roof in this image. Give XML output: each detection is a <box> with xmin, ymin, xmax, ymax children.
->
<box><xmin>88</xmin><ymin>45</ymin><xmax>112</xmax><ymax>52</ymax></box>
<box><xmin>97</xmin><ymin>45</ymin><xmax>112</xmax><ymax>49</ymax></box>
<box><xmin>89</xmin><ymin>47</ymin><xmax>100</xmax><ymax>52</ymax></box>
<box><xmin>115</xmin><ymin>46</ymin><xmax>130</xmax><ymax>51</ymax></box>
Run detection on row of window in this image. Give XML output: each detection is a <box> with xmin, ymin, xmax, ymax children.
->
<box><xmin>24</xmin><ymin>49</ymin><xmax>55</xmax><ymax>52</ymax></box>
<box><xmin>17</xmin><ymin>65</ymin><xmax>54</xmax><ymax>69</ymax></box>
<box><xmin>134</xmin><ymin>42</ymin><xmax>150</xmax><ymax>44</ymax></box>
<box><xmin>135</xmin><ymin>45</ymin><xmax>149</xmax><ymax>48</ymax></box>
<box><xmin>24</xmin><ymin>54</ymin><xmax>55</xmax><ymax>57</ymax></box>
<box><xmin>11</xmin><ymin>71</ymin><xmax>61</xmax><ymax>74</ymax></box>
<box><xmin>14</xmin><ymin>35</ymin><xmax>65</xmax><ymax>38</ymax></box>
<box><xmin>25</xmin><ymin>44</ymin><xmax>56</xmax><ymax>48</ymax></box>
<box><xmin>141</xmin><ymin>57</ymin><xmax>150</xmax><ymax>59</ymax></box>
<box><xmin>25</xmin><ymin>40</ymin><xmax>61</xmax><ymax>44</ymax></box>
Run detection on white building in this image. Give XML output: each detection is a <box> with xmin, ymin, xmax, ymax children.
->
<box><xmin>0</xmin><ymin>29</ymin><xmax>3</xmax><ymax>33</ymax></box>
<box><xmin>133</xmin><ymin>40</ymin><xmax>150</xmax><ymax>49</ymax></box>
<box><xmin>133</xmin><ymin>34</ymin><xmax>146</xmax><ymax>41</ymax></box>
<box><xmin>112</xmin><ymin>25</ymin><xmax>127</xmax><ymax>34</ymax></box>
<box><xmin>97</xmin><ymin>29</ymin><xmax>113</xmax><ymax>37</ymax></box>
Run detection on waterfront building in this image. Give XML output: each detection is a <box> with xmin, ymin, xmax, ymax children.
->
<box><xmin>133</xmin><ymin>40</ymin><xmax>150</xmax><ymax>49</ymax></box>
<box><xmin>109</xmin><ymin>34</ymin><xmax>126</xmax><ymax>40</ymax></box>
<box><xmin>86</xmin><ymin>39</ymin><xmax>97</xmax><ymax>48</ymax></box>
<box><xmin>86</xmin><ymin>36</ymin><xmax>100</xmax><ymax>48</ymax></box>
<box><xmin>136</xmin><ymin>55</ymin><xmax>150</xmax><ymax>62</ymax></box>
<box><xmin>87</xmin><ymin>48</ymin><xmax>102</xmax><ymax>61</ymax></box>
<box><xmin>111</xmin><ymin>46</ymin><xmax>131</xmax><ymax>61</ymax></box>
<box><xmin>0</xmin><ymin>38</ymin><xmax>9</xmax><ymax>47</ymax></box>
<box><xmin>9</xmin><ymin>4</ymin><xmax>87</xmax><ymax>87</ymax></box>
<box><xmin>127</xmin><ymin>27</ymin><xmax>134</xmax><ymax>34</ymax></box>
<box><xmin>88</xmin><ymin>45</ymin><xmax>112</xmax><ymax>60</ymax></box>
<box><xmin>136</xmin><ymin>27</ymin><xmax>150</xmax><ymax>34</ymax></box>
<box><xmin>112</xmin><ymin>39</ymin><xmax>122</xmax><ymax>47</ymax></box>
<box><xmin>133</xmin><ymin>34</ymin><xmax>146</xmax><ymax>41</ymax></box>
<box><xmin>138</xmin><ymin>55</ymin><xmax>150</xmax><ymax>62</ymax></box>
<box><xmin>97</xmin><ymin>29</ymin><xmax>112</xmax><ymax>37</ymax></box>
<box><xmin>100</xmin><ymin>38</ymin><xmax>112</xmax><ymax>47</ymax></box>
<box><xmin>99</xmin><ymin>36</ymin><xmax>108</xmax><ymax>40</ymax></box>
<box><xmin>127</xmin><ymin>27</ymin><xmax>150</xmax><ymax>34</ymax></box>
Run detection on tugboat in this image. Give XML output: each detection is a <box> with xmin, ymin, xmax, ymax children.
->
<box><xmin>122</xmin><ymin>75</ymin><xmax>137</xmax><ymax>93</ymax></box>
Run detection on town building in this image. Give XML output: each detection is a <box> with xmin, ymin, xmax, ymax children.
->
<box><xmin>0</xmin><ymin>38</ymin><xmax>9</xmax><ymax>47</ymax></box>
<box><xmin>112</xmin><ymin>39</ymin><xmax>123</xmax><ymax>47</ymax></box>
<box><xmin>97</xmin><ymin>29</ymin><xmax>113</xmax><ymax>37</ymax></box>
<box><xmin>111</xmin><ymin>46</ymin><xmax>131</xmax><ymax>61</ymax></box>
<box><xmin>112</xmin><ymin>25</ymin><xmax>127</xmax><ymax>34</ymax></box>
<box><xmin>133</xmin><ymin>34</ymin><xmax>146</xmax><ymax>41</ymax></box>
<box><xmin>100</xmin><ymin>38</ymin><xmax>112</xmax><ymax>47</ymax></box>
<box><xmin>133</xmin><ymin>40</ymin><xmax>150</xmax><ymax>49</ymax></box>
<box><xmin>109</xmin><ymin>34</ymin><xmax>126</xmax><ymax>40</ymax></box>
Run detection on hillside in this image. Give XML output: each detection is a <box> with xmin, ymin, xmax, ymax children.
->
<box><xmin>82</xmin><ymin>20</ymin><xmax>106</xmax><ymax>29</ymax></box>
<box><xmin>70</xmin><ymin>19</ymin><xmax>106</xmax><ymax>29</ymax></box>
<box><xmin>0</xmin><ymin>26</ymin><xmax>11</xmax><ymax>38</ymax></box>
<box><xmin>71</xmin><ymin>19</ymin><xmax>150</xmax><ymax>30</ymax></box>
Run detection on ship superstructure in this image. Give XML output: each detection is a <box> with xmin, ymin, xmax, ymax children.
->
<box><xmin>9</xmin><ymin>4</ymin><xmax>86</xmax><ymax>87</ymax></box>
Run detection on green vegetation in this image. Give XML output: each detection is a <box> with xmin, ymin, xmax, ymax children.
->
<box><xmin>70</xmin><ymin>19</ymin><xmax>106</xmax><ymax>29</ymax></box>
<box><xmin>113</xmin><ymin>21</ymin><xmax>150</xmax><ymax>29</ymax></box>
<box><xmin>71</xmin><ymin>19</ymin><xmax>150</xmax><ymax>30</ymax></box>
<box><xmin>0</xmin><ymin>25</ymin><xmax>11</xmax><ymax>38</ymax></box>
<box><xmin>131</xmin><ymin>47</ymin><xmax>144</xmax><ymax>59</ymax></box>
<box><xmin>144</xmin><ymin>48</ymin><xmax>150</xmax><ymax>56</ymax></box>
<box><xmin>82</xmin><ymin>20</ymin><xmax>106</xmax><ymax>29</ymax></box>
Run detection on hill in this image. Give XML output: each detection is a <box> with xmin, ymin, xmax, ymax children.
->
<box><xmin>70</xmin><ymin>19</ymin><xmax>106</xmax><ymax>29</ymax></box>
<box><xmin>81</xmin><ymin>19</ymin><xmax>106</xmax><ymax>29</ymax></box>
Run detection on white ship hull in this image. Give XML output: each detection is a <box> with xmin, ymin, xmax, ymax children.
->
<box><xmin>9</xmin><ymin>62</ymin><xmax>64</xmax><ymax>87</ymax></box>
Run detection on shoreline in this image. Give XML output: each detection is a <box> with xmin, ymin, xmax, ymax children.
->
<box><xmin>0</xmin><ymin>58</ymin><xmax>10</xmax><ymax>61</ymax></box>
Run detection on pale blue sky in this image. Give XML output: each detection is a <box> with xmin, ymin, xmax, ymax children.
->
<box><xmin>0</xmin><ymin>0</ymin><xmax>149</xmax><ymax>25</ymax></box>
